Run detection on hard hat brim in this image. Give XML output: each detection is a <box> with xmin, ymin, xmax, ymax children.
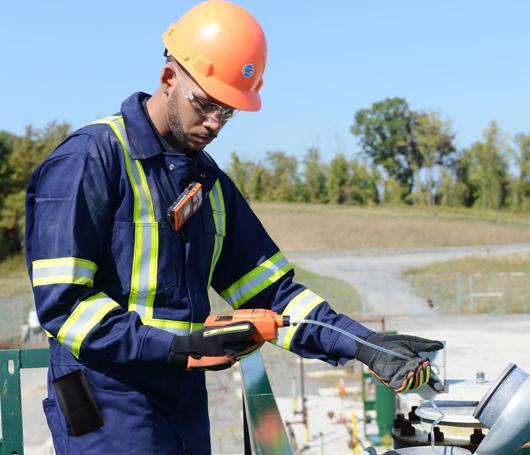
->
<box><xmin>192</xmin><ymin>70</ymin><xmax>262</xmax><ymax>112</ymax></box>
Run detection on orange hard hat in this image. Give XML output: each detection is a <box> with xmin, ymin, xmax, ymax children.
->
<box><xmin>163</xmin><ymin>0</ymin><xmax>267</xmax><ymax>111</ymax></box>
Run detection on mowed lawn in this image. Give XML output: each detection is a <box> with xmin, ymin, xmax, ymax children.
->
<box><xmin>252</xmin><ymin>203</ymin><xmax>530</xmax><ymax>252</ymax></box>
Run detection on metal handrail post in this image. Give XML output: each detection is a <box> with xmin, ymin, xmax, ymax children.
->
<box><xmin>0</xmin><ymin>348</ymin><xmax>49</xmax><ymax>455</ymax></box>
<box><xmin>240</xmin><ymin>351</ymin><xmax>294</xmax><ymax>454</ymax></box>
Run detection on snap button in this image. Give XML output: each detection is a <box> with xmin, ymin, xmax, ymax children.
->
<box><xmin>169</xmin><ymin>164</ymin><xmax>175</xmax><ymax>171</ymax></box>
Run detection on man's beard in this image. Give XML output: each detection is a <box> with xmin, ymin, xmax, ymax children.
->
<box><xmin>167</xmin><ymin>89</ymin><xmax>200</xmax><ymax>153</ymax></box>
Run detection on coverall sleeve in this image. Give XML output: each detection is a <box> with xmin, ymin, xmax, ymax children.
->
<box><xmin>210</xmin><ymin>178</ymin><xmax>373</xmax><ymax>366</ymax></box>
<box><xmin>25</xmin><ymin>134</ymin><xmax>174</xmax><ymax>366</ymax></box>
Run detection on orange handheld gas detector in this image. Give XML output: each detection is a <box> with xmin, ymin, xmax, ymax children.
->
<box><xmin>187</xmin><ymin>309</ymin><xmax>290</xmax><ymax>370</ymax></box>
<box><xmin>167</xmin><ymin>182</ymin><xmax>203</xmax><ymax>231</ymax></box>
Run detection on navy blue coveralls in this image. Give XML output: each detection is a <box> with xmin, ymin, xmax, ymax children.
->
<box><xmin>25</xmin><ymin>92</ymin><xmax>373</xmax><ymax>454</ymax></box>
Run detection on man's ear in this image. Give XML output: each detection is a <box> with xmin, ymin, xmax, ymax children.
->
<box><xmin>160</xmin><ymin>65</ymin><xmax>175</xmax><ymax>95</ymax></box>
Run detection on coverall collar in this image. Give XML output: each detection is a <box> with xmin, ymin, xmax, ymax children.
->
<box><xmin>121</xmin><ymin>92</ymin><xmax>165</xmax><ymax>160</ymax></box>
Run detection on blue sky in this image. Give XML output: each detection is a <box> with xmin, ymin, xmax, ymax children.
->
<box><xmin>1</xmin><ymin>1</ymin><xmax>529</xmax><ymax>168</ymax></box>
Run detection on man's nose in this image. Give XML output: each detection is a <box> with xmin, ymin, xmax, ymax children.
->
<box><xmin>202</xmin><ymin>111</ymin><xmax>224</xmax><ymax>131</ymax></box>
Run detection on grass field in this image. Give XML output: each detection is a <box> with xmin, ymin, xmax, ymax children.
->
<box><xmin>252</xmin><ymin>203</ymin><xmax>530</xmax><ymax>252</ymax></box>
<box><xmin>0</xmin><ymin>255</ymin><xmax>33</xmax><ymax>343</ymax></box>
<box><xmin>293</xmin><ymin>264</ymin><xmax>361</xmax><ymax>314</ymax></box>
<box><xmin>404</xmin><ymin>252</ymin><xmax>530</xmax><ymax>313</ymax></box>
<box><xmin>0</xmin><ymin>254</ymin><xmax>31</xmax><ymax>298</ymax></box>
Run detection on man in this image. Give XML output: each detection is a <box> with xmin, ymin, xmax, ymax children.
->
<box><xmin>25</xmin><ymin>1</ymin><xmax>442</xmax><ymax>454</ymax></box>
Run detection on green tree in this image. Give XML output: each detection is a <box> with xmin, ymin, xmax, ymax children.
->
<box><xmin>226</xmin><ymin>151</ymin><xmax>252</xmax><ymax>199</ymax></box>
<box><xmin>0</xmin><ymin>121</ymin><xmax>71</xmax><ymax>259</ymax></box>
<box><xmin>458</xmin><ymin>121</ymin><xmax>509</xmax><ymax>209</ymax></box>
<box><xmin>350</xmin><ymin>160</ymin><xmax>379</xmax><ymax>205</ymax></box>
<box><xmin>351</xmin><ymin>98</ymin><xmax>421</xmax><ymax>197</ymax></box>
<box><xmin>264</xmin><ymin>151</ymin><xmax>300</xmax><ymax>202</ymax></box>
<box><xmin>0</xmin><ymin>132</ymin><xmax>14</xmax><ymax>200</ymax></box>
<box><xmin>9</xmin><ymin>122</ymin><xmax>70</xmax><ymax>190</ymax></box>
<box><xmin>412</xmin><ymin>112</ymin><xmax>456</xmax><ymax>205</ymax></box>
<box><xmin>509</xmin><ymin>133</ymin><xmax>530</xmax><ymax>210</ymax></box>
<box><xmin>382</xmin><ymin>177</ymin><xmax>407</xmax><ymax>205</ymax></box>
<box><xmin>0</xmin><ymin>191</ymin><xmax>26</xmax><ymax>254</ymax></box>
<box><xmin>327</xmin><ymin>153</ymin><xmax>350</xmax><ymax>204</ymax></box>
<box><xmin>437</xmin><ymin>168</ymin><xmax>458</xmax><ymax>207</ymax></box>
<box><xmin>302</xmin><ymin>147</ymin><xmax>327</xmax><ymax>203</ymax></box>
<box><xmin>248</xmin><ymin>163</ymin><xmax>269</xmax><ymax>201</ymax></box>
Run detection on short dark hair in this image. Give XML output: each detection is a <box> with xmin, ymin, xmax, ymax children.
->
<box><xmin>163</xmin><ymin>48</ymin><xmax>175</xmax><ymax>63</ymax></box>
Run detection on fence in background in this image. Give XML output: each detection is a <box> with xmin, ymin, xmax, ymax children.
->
<box><xmin>0</xmin><ymin>295</ymin><xmax>31</xmax><ymax>346</ymax></box>
<box><xmin>407</xmin><ymin>271</ymin><xmax>530</xmax><ymax>314</ymax></box>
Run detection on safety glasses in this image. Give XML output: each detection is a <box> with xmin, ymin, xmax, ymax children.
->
<box><xmin>171</xmin><ymin>64</ymin><xmax>239</xmax><ymax>122</ymax></box>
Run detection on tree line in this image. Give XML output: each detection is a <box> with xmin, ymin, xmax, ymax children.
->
<box><xmin>1</xmin><ymin>97</ymin><xmax>529</xmax><ymax>260</ymax></box>
<box><xmin>0</xmin><ymin>122</ymin><xmax>71</xmax><ymax>259</ymax></box>
<box><xmin>229</xmin><ymin>98</ymin><xmax>530</xmax><ymax>211</ymax></box>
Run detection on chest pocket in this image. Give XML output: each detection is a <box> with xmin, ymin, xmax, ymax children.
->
<box><xmin>112</xmin><ymin>221</ymin><xmax>180</xmax><ymax>292</ymax></box>
<box><xmin>202</xmin><ymin>179</ymin><xmax>226</xmax><ymax>287</ymax></box>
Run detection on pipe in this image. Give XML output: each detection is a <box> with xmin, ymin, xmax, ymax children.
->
<box><xmin>474</xmin><ymin>363</ymin><xmax>530</xmax><ymax>455</ymax></box>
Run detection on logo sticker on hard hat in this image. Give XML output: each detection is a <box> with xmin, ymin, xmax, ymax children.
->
<box><xmin>242</xmin><ymin>63</ymin><xmax>254</xmax><ymax>79</ymax></box>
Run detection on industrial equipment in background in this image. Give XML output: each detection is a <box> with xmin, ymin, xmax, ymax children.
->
<box><xmin>360</xmin><ymin>363</ymin><xmax>530</xmax><ymax>454</ymax></box>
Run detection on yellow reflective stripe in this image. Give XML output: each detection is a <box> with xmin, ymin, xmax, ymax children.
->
<box><xmin>33</xmin><ymin>258</ymin><xmax>97</xmax><ymax>271</ymax></box>
<box><xmin>57</xmin><ymin>292</ymin><xmax>119</xmax><ymax>358</ymax></box>
<box><xmin>142</xmin><ymin>318</ymin><xmax>203</xmax><ymax>335</ymax></box>
<box><xmin>208</xmin><ymin>179</ymin><xmax>225</xmax><ymax>287</ymax></box>
<box><xmin>94</xmin><ymin>116</ymin><xmax>158</xmax><ymax>319</ymax></box>
<box><xmin>276</xmin><ymin>289</ymin><xmax>325</xmax><ymax>350</ymax></box>
<box><xmin>33</xmin><ymin>276</ymin><xmax>94</xmax><ymax>287</ymax></box>
<box><xmin>44</xmin><ymin>329</ymin><xmax>53</xmax><ymax>338</ymax></box>
<box><xmin>221</xmin><ymin>251</ymin><xmax>293</xmax><ymax>309</ymax></box>
<box><xmin>32</xmin><ymin>257</ymin><xmax>97</xmax><ymax>287</ymax></box>
<box><xmin>135</xmin><ymin>150</ymin><xmax>156</xmax><ymax>222</ymax></box>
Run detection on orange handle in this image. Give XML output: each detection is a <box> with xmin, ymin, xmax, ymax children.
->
<box><xmin>187</xmin><ymin>342</ymin><xmax>264</xmax><ymax>371</ymax></box>
<box><xmin>187</xmin><ymin>309</ymin><xmax>288</xmax><ymax>371</ymax></box>
<box><xmin>187</xmin><ymin>355</ymin><xmax>235</xmax><ymax>370</ymax></box>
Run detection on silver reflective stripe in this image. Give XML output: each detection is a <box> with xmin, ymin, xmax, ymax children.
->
<box><xmin>131</xmin><ymin>222</ymin><xmax>157</xmax><ymax>316</ymax></box>
<box><xmin>33</xmin><ymin>265</ymin><xmax>93</xmax><ymax>279</ymax></box>
<box><xmin>209</xmin><ymin>180</ymin><xmax>226</xmax><ymax>236</ymax></box>
<box><xmin>113</xmin><ymin>120</ymin><xmax>150</xmax><ymax>223</ymax></box>
<box><xmin>57</xmin><ymin>292</ymin><xmax>119</xmax><ymax>358</ymax></box>
<box><xmin>276</xmin><ymin>289</ymin><xmax>324</xmax><ymax>350</ymax></box>
<box><xmin>32</xmin><ymin>257</ymin><xmax>96</xmax><ymax>287</ymax></box>
<box><xmin>221</xmin><ymin>252</ymin><xmax>292</xmax><ymax>309</ymax></box>
<box><xmin>207</xmin><ymin>179</ymin><xmax>225</xmax><ymax>287</ymax></box>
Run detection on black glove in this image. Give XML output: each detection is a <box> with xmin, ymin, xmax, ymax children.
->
<box><xmin>167</xmin><ymin>321</ymin><xmax>258</xmax><ymax>371</ymax></box>
<box><xmin>355</xmin><ymin>333</ymin><xmax>443</xmax><ymax>392</ymax></box>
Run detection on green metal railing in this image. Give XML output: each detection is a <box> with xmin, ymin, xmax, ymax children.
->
<box><xmin>0</xmin><ymin>348</ymin><xmax>49</xmax><ymax>455</ymax></box>
<box><xmin>0</xmin><ymin>348</ymin><xmax>293</xmax><ymax>455</ymax></box>
<box><xmin>240</xmin><ymin>351</ymin><xmax>294</xmax><ymax>454</ymax></box>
